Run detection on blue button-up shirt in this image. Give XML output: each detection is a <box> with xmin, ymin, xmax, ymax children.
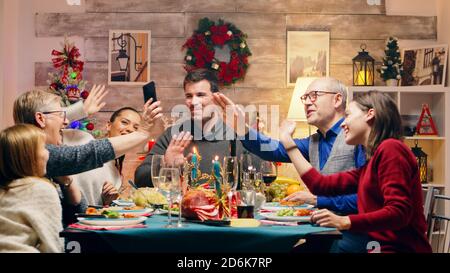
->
<box><xmin>241</xmin><ymin>118</ymin><xmax>366</xmax><ymax>214</ymax></box>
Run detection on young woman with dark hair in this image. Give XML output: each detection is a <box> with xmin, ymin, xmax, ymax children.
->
<box><xmin>281</xmin><ymin>91</ymin><xmax>432</xmax><ymax>253</ymax></box>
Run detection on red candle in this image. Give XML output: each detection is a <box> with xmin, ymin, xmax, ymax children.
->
<box><xmin>148</xmin><ymin>139</ymin><xmax>155</xmax><ymax>152</ymax></box>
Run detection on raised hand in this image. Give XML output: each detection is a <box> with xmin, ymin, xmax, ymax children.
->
<box><xmin>212</xmin><ymin>93</ymin><xmax>247</xmax><ymax>136</ymax></box>
<box><xmin>83</xmin><ymin>84</ymin><xmax>109</xmax><ymax>116</ymax></box>
<box><xmin>279</xmin><ymin>120</ymin><xmax>297</xmax><ymax>145</ymax></box>
<box><xmin>138</xmin><ymin>98</ymin><xmax>163</xmax><ymax>134</ymax></box>
<box><xmin>164</xmin><ymin>132</ymin><xmax>193</xmax><ymax>167</ymax></box>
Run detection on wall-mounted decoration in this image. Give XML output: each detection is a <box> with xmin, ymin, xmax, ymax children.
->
<box><xmin>183</xmin><ymin>17</ymin><xmax>251</xmax><ymax>86</ymax></box>
<box><xmin>287</xmin><ymin>31</ymin><xmax>329</xmax><ymax>87</ymax></box>
<box><xmin>108</xmin><ymin>30</ymin><xmax>151</xmax><ymax>86</ymax></box>
<box><xmin>401</xmin><ymin>44</ymin><xmax>448</xmax><ymax>87</ymax></box>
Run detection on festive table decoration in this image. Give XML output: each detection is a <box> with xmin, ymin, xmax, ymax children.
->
<box><xmin>378</xmin><ymin>37</ymin><xmax>403</xmax><ymax>86</ymax></box>
<box><xmin>416</xmin><ymin>104</ymin><xmax>438</xmax><ymax>135</ymax></box>
<box><xmin>181</xmin><ymin>154</ymin><xmax>237</xmax><ymax>220</ymax></box>
<box><xmin>182</xmin><ymin>17</ymin><xmax>252</xmax><ymax>85</ymax></box>
<box><xmin>47</xmin><ymin>38</ymin><xmax>100</xmax><ymax>137</ymax></box>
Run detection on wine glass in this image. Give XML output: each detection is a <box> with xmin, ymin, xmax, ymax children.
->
<box><xmin>158</xmin><ymin>167</ymin><xmax>180</xmax><ymax>228</ymax></box>
<box><xmin>260</xmin><ymin>161</ymin><xmax>277</xmax><ymax>186</ymax></box>
<box><xmin>223</xmin><ymin>156</ymin><xmax>238</xmax><ymax>219</ymax></box>
<box><xmin>150</xmin><ymin>155</ymin><xmax>165</xmax><ymax>213</ymax></box>
<box><xmin>172</xmin><ymin>157</ymin><xmax>187</xmax><ymax>227</ymax></box>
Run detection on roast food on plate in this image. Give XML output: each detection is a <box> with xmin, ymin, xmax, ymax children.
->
<box><xmin>265</xmin><ymin>177</ymin><xmax>306</xmax><ymax>202</ymax></box>
<box><xmin>181</xmin><ymin>188</ymin><xmax>221</xmax><ymax>221</ymax></box>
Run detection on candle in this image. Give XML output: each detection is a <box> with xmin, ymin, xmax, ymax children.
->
<box><xmin>213</xmin><ymin>155</ymin><xmax>222</xmax><ymax>196</ymax></box>
<box><xmin>356</xmin><ymin>70</ymin><xmax>373</xmax><ymax>86</ymax></box>
<box><xmin>148</xmin><ymin>139</ymin><xmax>155</xmax><ymax>152</ymax></box>
<box><xmin>191</xmin><ymin>147</ymin><xmax>198</xmax><ymax>180</ymax></box>
<box><xmin>213</xmin><ymin>156</ymin><xmax>221</xmax><ymax>178</ymax></box>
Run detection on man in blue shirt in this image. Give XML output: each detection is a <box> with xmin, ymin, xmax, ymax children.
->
<box><xmin>213</xmin><ymin>77</ymin><xmax>369</xmax><ymax>253</ymax></box>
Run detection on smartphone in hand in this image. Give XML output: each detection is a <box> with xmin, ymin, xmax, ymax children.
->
<box><xmin>143</xmin><ymin>81</ymin><xmax>157</xmax><ymax>103</ymax></box>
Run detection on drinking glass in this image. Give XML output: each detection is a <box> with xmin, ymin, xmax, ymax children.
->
<box><xmin>150</xmin><ymin>155</ymin><xmax>165</xmax><ymax>213</ymax></box>
<box><xmin>236</xmin><ymin>190</ymin><xmax>256</xmax><ymax>218</ymax></box>
<box><xmin>172</xmin><ymin>157</ymin><xmax>187</xmax><ymax>227</ymax></box>
<box><xmin>223</xmin><ymin>156</ymin><xmax>238</xmax><ymax>219</ymax></box>
<box><xmin>260</xmin><ymin>161</ymin><xmax>278</xmax><ymax>186</ymax></box>
<box><xmin>158</xmin><ymin>167</ymin><xmax>180</xmax><ymax>228</ymax></box>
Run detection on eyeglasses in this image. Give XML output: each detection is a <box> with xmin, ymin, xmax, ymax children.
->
<box><xmin>42</xmin><ymin>110</ymin><xmax>67</xmax><ymax>120</ymax></box>
<box><xmin>300</xmin><ymin>91</ymin><xmax>338</xmax><ymax>104</ymax></box>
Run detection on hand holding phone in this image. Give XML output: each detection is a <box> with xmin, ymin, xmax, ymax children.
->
<box><xmin>143</xmin><ymin>81</ymin><xmax>157</xmax><ymax>103</ymax></box>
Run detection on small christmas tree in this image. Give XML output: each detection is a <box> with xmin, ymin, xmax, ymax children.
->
<box><xmin>378</xmin><ymin>37</ymin><xmax>403</xmax><ymax>82</ymax></box>
<box><xmin>47</xmin><ymin>38</ymin><xmax>102</xmax><ymax>138</ymax></box>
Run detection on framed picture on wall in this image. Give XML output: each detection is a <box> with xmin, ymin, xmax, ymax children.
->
<box><xmin>401</xmin><ymin>44</ymin><xmax>448</xmax><ymax>87</ymax></box>
<box><xmin>287</xmin><ymin>31</ymin><xmax>330</xmax><ymax>87</ymax></box>
<box><xmin>108</xmin><ymin>30</ymin><xmax>151</xmax><ymax>86</ymax></box>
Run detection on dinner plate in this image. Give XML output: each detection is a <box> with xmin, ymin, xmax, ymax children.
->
<box><xmin>261</xmin><ymin>202</ymin><xmax>314</xmax><ymax>211</ymax></box>
<box><xmin>112</xmin><ymin>199</ymin><xmax>135</xmax><ymax>207</ymax></box>
<box><xmin>103</xmin><ymin>208</ymin><xmax>152</xmax><ymax>217</ymax></box>
<box><xmin>77</xmin><ymin>216</ymin><xmax>147</xmax><ymax>226</ymax></box>
<box><xmin>259</xmin><ymin>212</ymin><xmax>311</xmax><ymax>222</ymax></box>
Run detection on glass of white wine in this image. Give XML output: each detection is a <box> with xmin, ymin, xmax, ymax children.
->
<box><xmin>158</xmin><ymin>167</ymin><xmax>180</xmax><ymax>228</ymax></box>
<box><xmin>151</xmin><ymin>155</ymin><xmax>165</xmax><ymax>214</ymax></box>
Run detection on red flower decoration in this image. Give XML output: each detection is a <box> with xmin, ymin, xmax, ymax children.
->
<box><xmin>210</xmin><ymin>25</ymin><xmax>230</xmax><ymax>46</ymax></box>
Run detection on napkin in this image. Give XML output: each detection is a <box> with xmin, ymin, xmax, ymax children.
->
<box><xmin>68</xmin><ymin>223</ymin><xmax>147</xmax><ymax>231</ymax></box>
<box><xmin>259</xmin><ymin>220</ymin><xmax>298</xmax><ymax>226</ymax></box>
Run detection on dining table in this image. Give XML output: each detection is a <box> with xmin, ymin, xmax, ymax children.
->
<box><xmin>60</xmin><ymin>214</ymin><xmax>341</xmax><ymax>253</ymax></box>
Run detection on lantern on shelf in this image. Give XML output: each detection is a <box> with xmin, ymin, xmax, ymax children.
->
<box><xmin>352</xmin><ymin>44</ymin><xmax>375</xmax><ymax>86</ymax></box>
<box><xmin>411</xmin><ymin>140</ymin><xmax>428</xmax><ymax>183</ymax></box>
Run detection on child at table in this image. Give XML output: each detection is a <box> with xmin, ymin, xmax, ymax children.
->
<box><xmin>281</xmin><ymin>91</ymin><xmax>432</xmax><ymax>253</ymax></box>
<box><xmin>0</xmin><ymin>124</ymin><xmax>63</xmax><ymax>253</ymax></box>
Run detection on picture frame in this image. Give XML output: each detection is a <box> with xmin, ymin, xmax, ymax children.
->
<box><xmin>108</xmin><ymin>30</ymin><xmax>151</xmax><ymax>86</ymax></box>
<box><xmin>286</xmin><ymin>31</ymin><xmax>330</xmax><ymax>87</ymax></box>
<box><xmin>401</xmin><ymin>44</ymin><xmax>448</xmax><ymax>87</ymax></box>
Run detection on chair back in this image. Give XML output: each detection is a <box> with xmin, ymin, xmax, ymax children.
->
<box><xmin>428</xmin><ymin>194</ymin><xmax>450</xmax><ymax>253</ymax></box>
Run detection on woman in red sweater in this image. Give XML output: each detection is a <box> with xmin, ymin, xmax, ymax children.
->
<box><xmin>281</xmin><ymin>91</ymin><xmax>431</xmax><ymax>253</ymax></box>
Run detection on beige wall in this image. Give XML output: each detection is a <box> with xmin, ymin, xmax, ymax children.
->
<box><xmin>437</xmin><ymin>0</ymin><xmax>450</xmax><ymax>86</ymax></box>
<box><xmin>0</xmin><ymin>0</ymin><xmax>3</xmax><ymax>129</ymax></box>
<box><xmin>0</xmin><ymin>0</ymin><xmax>85</xmax><ymax>129</ymax></box>
<box><xmin>386</xmin><ymin>0</ymin><xmax>436</xmax><ymax>16</ymax></box>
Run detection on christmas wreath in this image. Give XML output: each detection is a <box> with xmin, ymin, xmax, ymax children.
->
<box><xmin>183</xmin><ymin>18</ymin><xmax>252</xmax><ymax>85</ymax></box>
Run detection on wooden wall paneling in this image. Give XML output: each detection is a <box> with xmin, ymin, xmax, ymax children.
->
<box><xmin>36</xmin><ymin>13</ymin><xmax>185</xmax><ymax>38</ymax></box>
<box><xmin>235</xmin><ymin>0</ymin><xmax>386</xmax><ymax>14</ymax></box>
<box><xmin>287</xmin><ymin>14</ymin><xmax>436</xmax><ymax>40</ymax></box>
<box><xmin>86</xmin><ymin>0</ymin><xmax>237</xmax><ymax>13</ymax></box>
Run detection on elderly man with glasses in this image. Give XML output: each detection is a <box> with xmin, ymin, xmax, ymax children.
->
<box><xmin>213</xmin><ymin>77</ymin><xmax>368</xmax><ymax>253</ymax></box>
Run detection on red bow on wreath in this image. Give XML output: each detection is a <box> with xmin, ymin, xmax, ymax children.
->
<box><xmin>51</xmin><ymin>44</ymin><xmax>84</xmax><ymax>82</ymax></box>
<box><xmin>210</xmin><ymin>25</ymin><xmax>231</xmax><ymax>46</ymax></box>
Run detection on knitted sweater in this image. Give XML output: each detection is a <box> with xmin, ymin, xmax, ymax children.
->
<box><xmin>0</xmin><ymin>177</ymin><xmax>63</xmax><ymax>253</ymax></box>
<box><xmin>63</xmin><ymin>129</ymin><xmax>122</xmax><ymax>206</ymax></box>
